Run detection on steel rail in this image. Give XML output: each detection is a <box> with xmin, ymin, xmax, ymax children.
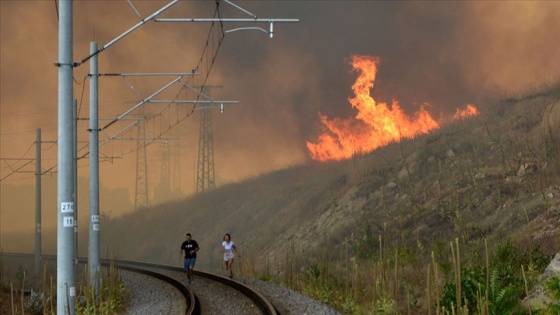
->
<box><xmin>114</xmin><ymin>259</ymin><xmax>278</xmax><ymax>315</ymax></box>
<box><xmin>98</xmin><ymin>258</ymin><xmax>197</xmax><ymax>315</ymax></box>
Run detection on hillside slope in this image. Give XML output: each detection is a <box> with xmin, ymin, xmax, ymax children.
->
<box><xmin>104</xmin><ymin>85</ymin><xmax>560</xmax><ymax>270</ymax></box>
<box><xmin>98</xmin><ymin>86</ymin><xmax>560</xmax><ymax>312</ymax></box>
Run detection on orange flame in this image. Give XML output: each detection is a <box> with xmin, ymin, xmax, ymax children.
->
<box><xmin>306</xmin><ymin>55</ymin><xmax>479</xmax><ymax>162</ymax></box>
<box><xmin>453</xmin><ymin>104</ymin><xmax>479</xmax><ymax>120</ymax></box>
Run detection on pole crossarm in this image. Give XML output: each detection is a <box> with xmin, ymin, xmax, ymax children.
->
<box><xmin>98</xmin><ymin>72</ymin><xmax>198</xmax><ymax>77</ymax></box>
<box><xmin>79</xmin><ymin>117</ymin><xmax>141</xmax><ymax>121</ymax></box>
<box><xmin>92</xmin><ymin>75</ymin><xmax>237</xmax><ymax>151</ymax></box>
<box><xmin>79</xmin><ymin>115</ymin><xmax>169</xmax><ymax>160</ymax></box>
<box><xmin>74</xmin><ymin>0</ymin><xmax>182</xmax><ymax>67</ymax></box>
<box><xmin>147</xmin><ymin>100</ymin><xmax>239</xmax><ymax>104</ymax></box>
<box><xmin>154</xmin><ymin>18</ymin><xmax>299</xmax><ymax>23</ymax></box>
<box><xmin>107</xmin><ymin>137</ymin><xmax>179</xmax><ymax>141</ymax></box>
<box><xmin>79</xmin><ymin>120</ymin><xmax>140</xmax><ymax>160</ymax></box>
<box><xmin>68</xmin><ymin>0</ymin><xmax>300</xmax><ymax>64</ymax></box>
<box><xmin>78</xmin><ymin>79</ymin><xmax>235</xmax><ymax>161</ymax></box>
<box><xmin>100</xmin><ymin>75</ymin><xmax>185</xmax><ymax>131</ymax></box>
<box><xmin>154</xmin><ymin>17</ymin><xmax>299</xmax><ymax>38</ymax></box>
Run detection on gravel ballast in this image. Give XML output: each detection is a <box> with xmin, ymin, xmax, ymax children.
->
<box><xmin>121</xmin><ymin>270</ymin><xmax>186</xmax><ymax>315</ymax></box>
<box><xmin>122</xmin><ymin>268</ymin><xmax>341</xmax><ymax>314</ymax></box>
<box><xmin>236</xmin><ymin>277</ymin><xmax>342</xmax><ymax>315</ymax></box>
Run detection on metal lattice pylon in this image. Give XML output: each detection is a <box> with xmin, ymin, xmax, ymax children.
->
<box><xmin>196</xmin><ymin>107</ymin><xmax>215</xmax><ymax>193</ymax></box>
<box><xmin>135</xmin><ymin>121</ymin><xmax>149</xmax><ymax>208</ymax></box>
<box><xmin>172</xmin><ymin>141</ymin><xmax>181</xmax><ymax>194</ymax></box>
<box><xmin>160</xmin><ymin>142</ymin><xmax>170</xmax><ymax>193</ymax></box>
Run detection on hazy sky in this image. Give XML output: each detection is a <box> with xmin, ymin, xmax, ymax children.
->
<box><xmin>2</xmin><ymin>1</ymin><xmax>560</xmax><ymax>211</ymax></box>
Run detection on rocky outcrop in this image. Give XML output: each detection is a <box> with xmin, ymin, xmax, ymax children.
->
<box><xmin>523</xmin><ymin>253</ymin><xmax>560</xmax><ymax>311</ymax></box>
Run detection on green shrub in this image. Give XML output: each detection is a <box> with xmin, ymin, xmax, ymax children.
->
<box><xmin>24</xmin><ymin>290</ymin><xmax>44</xmax><ymax>315</ymax></box>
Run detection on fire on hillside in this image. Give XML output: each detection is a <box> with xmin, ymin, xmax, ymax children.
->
<box><xmin>306</xmin><ymin>55</ymin><xmax>479</xmax><ymax>162</ymax></box>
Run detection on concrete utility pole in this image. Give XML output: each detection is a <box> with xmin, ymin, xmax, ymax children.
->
<box><xmin>35</xmin><ymin>128</ymin><xmax>41</xmax><ymax>276</ymax></box>
<box><xmin>56</xmin><ymin>0</ymin><xmax>76</xmax><ymax>313</ymax></box>
<box><xmin>73</xmin><ymin>99</ymin><xmax>78</xmax><ymax>265</ymax></box>
<box><xmin>88</xmin><ymin>42</ymin><xmax>100</xmax><ymax>296</ymax></box>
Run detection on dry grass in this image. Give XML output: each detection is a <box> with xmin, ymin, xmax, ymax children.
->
<box><xmin>0</xmin><ymin>258</ymin><xmax>127</xmax><ymax>315</ymax></box>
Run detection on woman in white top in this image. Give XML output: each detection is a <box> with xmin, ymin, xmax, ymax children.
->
<box><xmin>221</xmin><ymin>233</ymin><xmax>240</xmax><ymax>278</ymax></box>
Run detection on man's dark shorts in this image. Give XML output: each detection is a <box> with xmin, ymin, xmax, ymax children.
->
<box><xmin>184</xmin><ymin>258</ymin><xmax>196</xmax><ymax>270</ymax></box>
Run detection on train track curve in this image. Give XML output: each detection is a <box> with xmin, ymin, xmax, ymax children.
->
<box><xmin>115</xmin><ymin>259</ymin><xmax>278</xmax><ymax>315</ymax></box>
<box><xmin>2</xmin><ymin>253</ymin><xmax>277</xmax><ymax>315</ymax></box>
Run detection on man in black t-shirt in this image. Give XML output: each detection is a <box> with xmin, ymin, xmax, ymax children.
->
<box><xmin>179</xmin><ymin>233</ymin><xmax>199</xmax><ymax>284</ymax></box>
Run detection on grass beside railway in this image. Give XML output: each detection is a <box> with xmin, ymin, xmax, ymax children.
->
<box><xmin>267</xmin><ymin>238</ymin><xmax>555</xmax><ymax>314</ymax></box>
<box><xmin>0</xmin><ymin>259</ymin><xmax>128</xmax><ymax>315</ymax></box>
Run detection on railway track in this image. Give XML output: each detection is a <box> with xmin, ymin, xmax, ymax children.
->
<box><xmin>2</xmin><ymin>253</ymin><xmax>278</xmax><ymax>315</ymax></box>
<box><xmin>116</xmin><ymin>259</ymin><xmax>278</xmax><ymax>315</ymax></box>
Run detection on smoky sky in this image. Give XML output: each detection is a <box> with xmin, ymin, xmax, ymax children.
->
<box><xmin>2</xmin><ymin>1</ymin><xmax>560</xmax><ymax>209</ymax></box>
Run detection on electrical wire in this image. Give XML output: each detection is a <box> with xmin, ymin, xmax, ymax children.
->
<box><xmin>0</xmin><ymin>160</ymin><xmax>34</xmax><ymax>182</ymax></box>
<box><xmin>6</xmin><ymin>1</ymin><xmax>228</xmax><ymax>183</ymax></box>
<box><xmin>0</xmin><ymin>137</ymin><xmax>54</xmax><ymax>182</ymax></box>
<box><xmin>191</xmin><ymin>4</ymin><xmax>225</xmax><ymax>101</ymax></box>
<box><xmin>1</xmin><ymin>142</ymin><xmax>35</xmax><ymax>163</ymax></box>
<box><xmin>54</xmin><ymin>0</ymin><xmax>59</xmax><ymax>21</ymax></box>
<box><xmin>76</xmin><ymin>74</ymin><xmax>88</xmax><ymax>119</ymax></box>
<box><xmin>0</xmin><ymin>109</ymin><xmax>57</xmax><ymax>118</ymax></box>
<box><xmin>43</xmin><ymin>142</ymin><xmax>58</xmax><ymax>151</ymax></box>
<box><xmin>112</xmin><ymin>1</ymin><xmax>227</xmax><ymax>159</ymax></box>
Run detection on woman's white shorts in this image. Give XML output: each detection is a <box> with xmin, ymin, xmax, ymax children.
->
<box><xmin>223</xmin><ymin>252</ymin><xmax>234</xmax><ymax>261</ymax></box>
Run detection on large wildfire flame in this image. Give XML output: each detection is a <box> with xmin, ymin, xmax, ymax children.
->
<box><xmin>306</xmin><ymin>55</ymin><xmax>479</xmax><ymax>162</ymax></box>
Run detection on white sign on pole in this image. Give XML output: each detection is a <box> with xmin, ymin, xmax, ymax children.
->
<box><xmin>63</xmin><ymin>216</ymin><xmax>74</xmax><ymax>227</ymax></box>
<box><xmin>61</xmin><ymin>202</ymin><xmax>74</xmax><ymax>213</ymax></box>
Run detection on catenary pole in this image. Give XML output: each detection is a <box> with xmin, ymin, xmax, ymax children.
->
<box><xmin>35</xmin><ymin>128</ymin><xmax>42</xmax><ymax>276</ymax></box>
<box><xmin>88</xmin><ymin>42</ymin><xmax>100</xmax><ymax>296</ymax></box>
<box><xmin>74</xmin><ymin>99</ymin><xmax>79</xmax><ymax>265</ymax></box>
<box><xmin>57</xmin><ymin>0</ymin><xmax>76</xmax><ymax>314</ymax></box>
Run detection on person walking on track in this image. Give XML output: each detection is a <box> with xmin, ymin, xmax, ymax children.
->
<box><xmin>180</xmin><ymin>233</ymin><xmax>199</xmax><ymax>284</ymax></box>
<box><xmin>221</xmin><ymin>233</ymin><xmax>240</xmax><ymax>279</ymax></box>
